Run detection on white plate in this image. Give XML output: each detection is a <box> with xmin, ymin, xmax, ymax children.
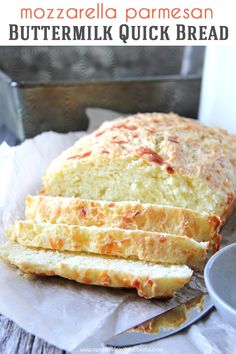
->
<box><xmin>204</xmin><ymin>243</ymin><xmax>236</xmax><ymax>328</ymax></box>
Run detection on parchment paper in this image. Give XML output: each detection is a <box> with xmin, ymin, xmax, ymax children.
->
<box><xmin>0</xmin><ymin>128</ymin><xmax>236</xmax><ymax>354</ymax></box>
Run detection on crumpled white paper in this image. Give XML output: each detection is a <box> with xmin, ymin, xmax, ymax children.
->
<box><xmin>0</xmin><ymin>130</ymin><xmax>236</xmax><ymax>354</ymax></box>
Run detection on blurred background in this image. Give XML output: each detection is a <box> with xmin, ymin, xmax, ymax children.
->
<box><xmin>0</xmin><ymin>46</ymin><xmax>204</xmax><ymax>82</ymax></box>
<box><xmin>0</xmin><ymin>46</ymin><xmax>207</xmax><ymax>145</ymax></box>
<box><xmin>0</xmin><ymin>46</ymin><xmax>206</xmax><ymax>145</ymax></box>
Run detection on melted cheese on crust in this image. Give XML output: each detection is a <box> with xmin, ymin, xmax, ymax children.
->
<box><xmin>42</xmin><ymin>113</ymin><xmax>236</xmax><ymax>221</ymax></box>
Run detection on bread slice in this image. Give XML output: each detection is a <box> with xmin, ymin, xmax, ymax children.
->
<box><xmin>7</xmin><ymin>221</ymin><xmax>208</xmax><ymax>270</ymax></box>
<box><xmin>25</xmin><ymin>195</ymin><xmax>221</xmax><ymax>252</ymax></box>
<box><xmin>41</xmin><ymin>113</ymin><xmax>236</xmax><ymax>221</ymax></box>
<box><xmin>0</xmin><ymin>242</ymin><xmax>193</xmax><ymax>298</ymax></box>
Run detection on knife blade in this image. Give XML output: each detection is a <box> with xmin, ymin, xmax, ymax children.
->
<box><xmin>105</xmin><ymin>292</ymin><xmax>213</xmax><ymax>348</ymax></box>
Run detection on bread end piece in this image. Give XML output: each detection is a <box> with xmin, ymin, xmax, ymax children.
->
<box><xmin>0</xmin><ymin>242</ymin><xmax>193</xmax><ymax>299</ymax></box>
<box><xmin>40</xmin><ymin>113</ymin><xmax>236</xmax><ymax>221</ymax></box>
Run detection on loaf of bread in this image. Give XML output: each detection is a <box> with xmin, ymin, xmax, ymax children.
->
<box><xmin>41</xmin><ymin>113</ymin><xmax>236</xmax><ymax>221</ymax></box>
<box><xmin>25</xmin><ymin>195</ymin><xmax>221</xmax><ymax>252</ymax></box>
<box><xmin>7</xmin><ymin>221</ymin><xmax>208</xmax><ymax>270</ymax></box>
<box><xmin>3</xmin><ymin>112</ymin><xmax>233</xmax><ymax>298</ymax></box>
<box><xmin>0</xmin><ymin>242</ymin><xmax>193</xmax><ymax>298</ymax></box>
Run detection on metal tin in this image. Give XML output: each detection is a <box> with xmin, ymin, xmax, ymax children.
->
<box><xmin>0</xmin><ymin>72</ymin><xmax>201</xmax><ymax>140</ymax></box>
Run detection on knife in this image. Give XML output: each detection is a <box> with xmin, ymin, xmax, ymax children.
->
<box><xmin>105</xmin><ymin>292</ymin><xmax>213</xmax><ymax>348</ymax></box>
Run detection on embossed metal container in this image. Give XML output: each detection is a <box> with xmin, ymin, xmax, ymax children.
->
<box><xmin>0</xmin><ymin>46</ymin><xmax>204</xmax><ymax>140</ymax></box>
<box><xmin>0</xmin><ymin>71</ymin><xmax>201</xmax><ymax>140</ymax></box>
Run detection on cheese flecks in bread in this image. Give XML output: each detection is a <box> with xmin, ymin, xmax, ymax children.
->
<box><xmin>25</xmin><ymin>195</ymin><xmax>221</xmax><ymax>252</ymax></box>
<box><xmin>0</xmin><ymin>242</ymin><xmax>193</xmax><ymax>299</ymax></box>
<box><xmin>41</xmin><ymin>113</ymin><xmax>236</xmax><ymax>221</ymax></box>
<box><xmin>7</xmin><ymin>221</ymin><xmax>208</xmax><ymax>270</ymax></box>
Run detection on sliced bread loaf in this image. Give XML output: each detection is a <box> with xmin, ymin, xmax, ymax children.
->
<box><xmin>25</xmin><ymin>195</ymin><xmax>221</xmax><ymax>252</ymax></box>
<box><xmin>7</xmin><ymin>220</ymin><xmax>208</xmax><ymax>270</ymax></box>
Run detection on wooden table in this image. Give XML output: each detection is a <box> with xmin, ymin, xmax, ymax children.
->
<box><xmin>0</xmin><ymin>314</ymin><xmax>67</xmax><ymax>354</ymax></box>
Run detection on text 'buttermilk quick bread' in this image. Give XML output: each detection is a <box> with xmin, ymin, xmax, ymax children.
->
<box><xmin>0</xmin><ymin>242</ymin><xmax>193</xmax><ymax>299</ymax></box>
<box><xmin>41</xmin><ymin>113</ymin><xmax>236</xmax><ymax>222</ymax></box>
<box><xmin>25</xmin><ymin>195</ymin><xmax>221</xmax><ymax>252</ymax></box>
<box><xmin>7</xmin><ymin>220</ymin><xmax>208</xmax><ymax>270</ymax></box>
